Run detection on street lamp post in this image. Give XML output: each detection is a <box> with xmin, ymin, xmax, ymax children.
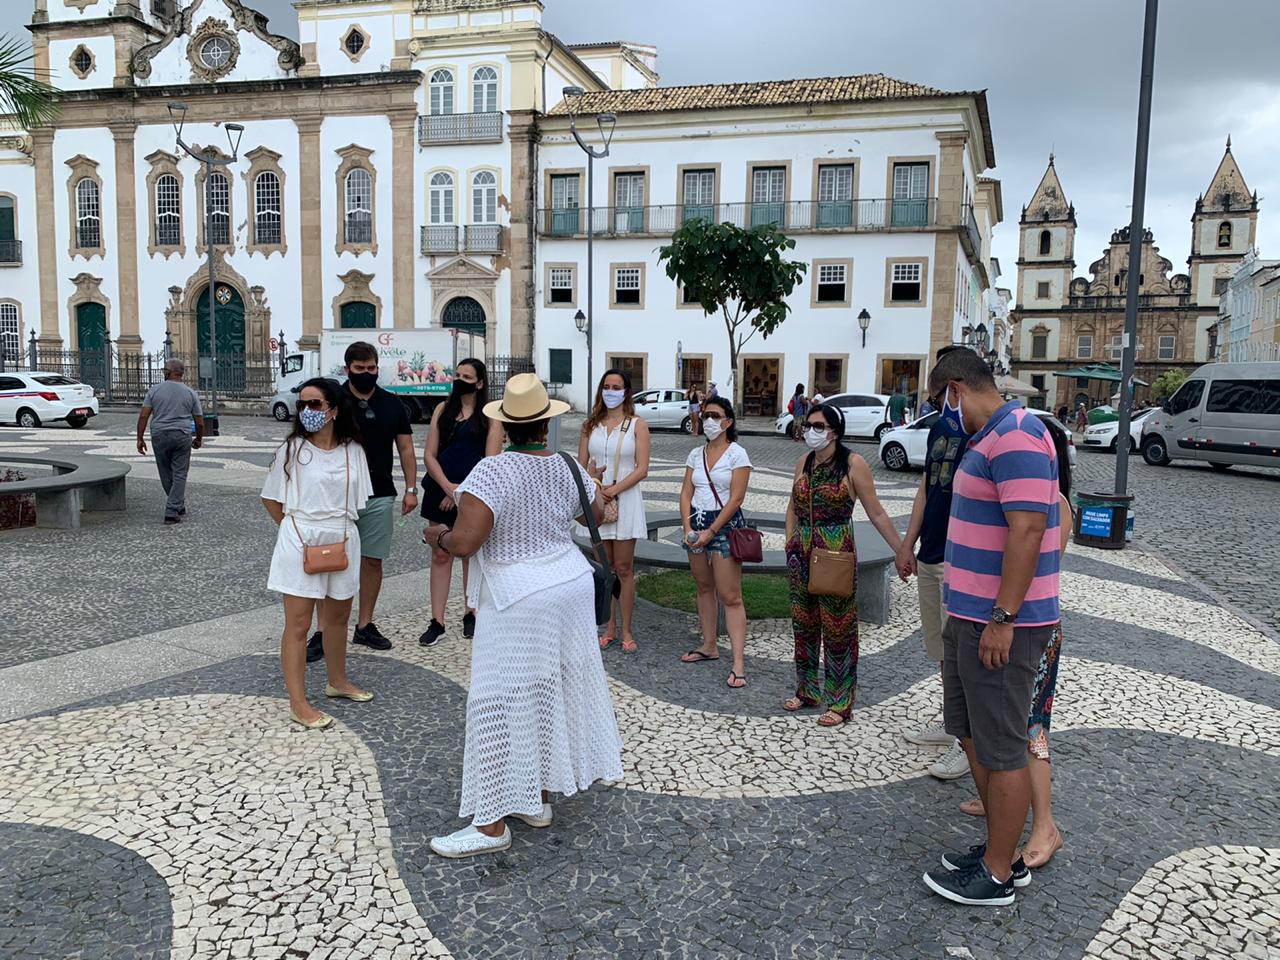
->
<box><xmin>168</xmin><ymin>101</ymin><xmax>245</xmax><ymax>436</ymax></box>
<box><xmin>562</xmin><ymin>86</ymin><xmax>616</xmax><ymax>401</ymax></box>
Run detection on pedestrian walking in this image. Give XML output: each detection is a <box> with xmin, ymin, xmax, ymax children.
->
<box><xmin>1075</xmin><ymin>402</ymin><xmax>1087</xmax><ymax>433</ymax></box>
<box><xmin>420</xmin><ymin>358</ymin><xmax>490</xmax><ymax>648</ymax></box>
<box><xmin>919</xmin><ymin>348</ymin><xmax>1061</xmax><ymax>907</ymax></box>
<box><xmin>579</xmin><ymin>368</ymin><xmax>650</xmax><ymax>654</ymax></box>
<box><xmin>707</xmin><ymin>381</ymin><xmax>718</xmax><ymax>400</ymax></box>
<box><xmin>678</xmin><ymin>396</ymin><xmax>752</xmax><ymax>688</ymax></box>
<box><xmin>786</xmin><ymin>383</ymin><xmax>809</xmax><ymax>441</ymax></box>
<box><xmin>888</xmin><ymin>388</ymin><xmax>908</xmax><ymax>427</ymax></box>
<box><xmin>261</xmin><ymin>377</ymin><xmax>375</xmax><ymax>729</ymax></box>
<box><xmin>307</xmin><ymin>341</ymin><xmax>418</xmax><ymax>661</ymax></box>
<box><xmin>783</xmin><ymin>403</ymin><xmax>904</xmax><ymax>726</ymax></box>
<box><xmin>686</xmin><ymin>384</ymin><xmax>703</xmax><ymax>436</ymax></box>
<box><xmin>421</xmin><ymin>374</ymin><xmax>623</xmax><ymax>858</ymax></box>
<box><xmin>135</xmin><ymin>358</ymin><xmax>203</xmax><ymax>525</ymax></box>
<box><xmin>896</xmin><ymin>346</ymin><xmax>973</xmax><ymax>780</ymax></box>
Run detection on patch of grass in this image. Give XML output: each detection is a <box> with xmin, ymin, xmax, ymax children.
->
<box><xmin>636</xmin><ymin>570</ymin><xmax>791</xmax><ymax>620</ymax></box>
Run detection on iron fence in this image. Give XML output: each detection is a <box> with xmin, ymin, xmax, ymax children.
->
<box><xmin>0</xmin><ymin>240</ymin><xmax>21</xmax><ymax>265</ymax></box>
<box><xmin>487</xmin><ymin>355</ymin><xmax>535</xmax><ymax>401</ymax></box>
<box><xmin>420</xmin><ymin>224</ymin><xmax>504</xmax><ymax>255</ymax></box>
<box><xmin>27</xmin><ymin>344</ymin><xmax>279</xmax><ymax>402</ymax></box>
<box><xmin>417</xmin><ymin>111</ymin><xmax>504</xmax><ymax>145</ymax></box>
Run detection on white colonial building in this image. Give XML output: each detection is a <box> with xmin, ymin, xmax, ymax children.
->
<box><xmin>0</xmin><ymin>0</ymin><xmax>1000</xmax><ymax>411</ymax></box>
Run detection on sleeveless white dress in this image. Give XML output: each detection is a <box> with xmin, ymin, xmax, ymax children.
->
<box><xmin>587</xmin><ymin>419</ymin><xmax>648</xmax><ymax>541</ymax></box>
<box><xmin>454</xmin><ymin>452</ymin><xmax>624</xmax><ymax>825</ymax></box>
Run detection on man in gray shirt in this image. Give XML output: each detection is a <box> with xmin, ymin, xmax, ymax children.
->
<box><xmin>136</xmin><ymin>359</ymin><xmax>204</xmax><ymax>524</ymax></box>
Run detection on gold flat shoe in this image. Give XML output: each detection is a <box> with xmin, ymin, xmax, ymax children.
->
<box><xmin>290</xmin><ymin>710</ymin><xmax>333</xmax><ymax>729</ymax></box>
<box><xmin>324</xmin><ymin>684</ymin><xmax>374</xmax><ymax>702</ymax></box>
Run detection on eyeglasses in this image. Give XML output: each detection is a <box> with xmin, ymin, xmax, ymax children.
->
<box><xmin>297</xmin><ymin>399</ymin><xmax>330</xmax><ymax>411</ymax></box>
<box><xmin>357</xmin><ymin>399</ymin><xmax>375</xmax><ymax>420</ymax></box>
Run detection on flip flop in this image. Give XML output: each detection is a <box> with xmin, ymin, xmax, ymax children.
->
<box><xmin>621</xmin><ymin>637</ymin><xmax>638</xmax><ymax>654</ymax></box>
<box><xmin>599</xmin><ymin>635</ymin><xmax>616</xmax><ymax>650</ymax></box>
<box><xmin>726</xmin><ymin>671</ymin><xmax>748</xmax><ymax>688</ymax></box>
<box><xmin>1023</xmin><ymin>831</ymin><xmax>1064</xmax><ymax>869</ymax></box>
<box><xmin>681</xmin><ymin>649</ymin><xmax>719</xmax><ymax>663</ymax></box>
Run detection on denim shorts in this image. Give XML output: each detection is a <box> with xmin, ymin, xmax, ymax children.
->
<box><xmin>684</xmin><ymin>508</ymin><xmax>745</xmax><ymax>559</ymax></box>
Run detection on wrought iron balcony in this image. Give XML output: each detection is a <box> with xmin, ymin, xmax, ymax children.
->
<box><xmin>465</xmin><ymin>224</ymin><xmax>502</xmax><ymax>253</ymax></box>
<box><xmin>420</xmin><ymin>225</ymin><xmax>504</xmax><ymax>255</ymax></box>
<box><xmin>535</xmin><ymin>198</ymin><xmax>939</xmax><ymax>237</ymax></box>
<box><xmin>417</xmin><ymin>112</ymin><xmax>504</xmax><ymax>145</ymax></box>
<box><xmin>422</xmin><ymin>225</ymin><xmax>460</xmax><ymax>254</ymax></box>
<box><xmin>0</xmin><ymin>239</ymin><xmax>21</xmax><ymax>265</ymax></box>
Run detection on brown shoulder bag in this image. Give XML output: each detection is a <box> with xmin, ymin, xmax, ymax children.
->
<box><xmin>292</xmin><ymin>444</ymin><xmax>351</xmax><ymax>575</ymax></box>
<box><xmin>805</xmin><ymin>461</ymin><xmax>855</xmax><ymax>597</ymax></box>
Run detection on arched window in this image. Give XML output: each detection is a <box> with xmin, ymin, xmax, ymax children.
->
<box><xmin>344</xmin><ymin>168</ymin><xmax>372</xmax><ymax>245</ymax></box>
<box><xmin>472</xmin><ymin>170</ymin><xmax>497</xmax><ymax>223</ymax></box>
<box><xmin>254</xmin><ymin>171</ymin><xmax>281</xmax><ymax>245</ymax></box>
<box><xmin>429</xmin><ymin>69</ymin><xmax>455</xmax><ymax>116</ymax></box>
<box><xmin>75</xmin><ymin>178</ymin><xmax>101</xmax><ymax>249</ymax></box>
<box><xmin>154</xmin><ymin>174</ymin><xmax>181</xmax><ymax>246</ymax></box>
<box><xmin>430</xmin><ymin>172</ymin><xmax>455</xmax><ymax>224</ymax></box>
<box><xmin>206</xmin><ymin>172</ymin><xmax>230</xmax><ymax>245</ymax></box>
<box><xmin>472</xmin><ymin>66</ymin><xmax>498</xmax><ymax>113</ymax></box>
<box><xmin>1038</xmin><ymin>229</ymin><xmax>1051</xmax><ymax>256</ymax></box>
<box><xmin>1217</xmin><ymin>221</ymin><xmax>1232</xmax><ymax>248</ymax></box>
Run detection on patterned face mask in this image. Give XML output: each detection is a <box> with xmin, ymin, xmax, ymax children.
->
<box><xmin>299</xmin><ymin>406</ymin><xmax>330</xmax><ymax>433</ymax></box>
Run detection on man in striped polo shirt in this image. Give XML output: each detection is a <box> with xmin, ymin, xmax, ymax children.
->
<box><xmin>920</xmin><ymin>349</ymin><xmax>1060</xmax><ymax>907</ymax></box>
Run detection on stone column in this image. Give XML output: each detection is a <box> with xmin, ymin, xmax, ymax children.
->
<box><xmin>506</xmin><ymin>109</ymin><xmax>539</xmax><ymax>359</ymax></box>
<box><xmin>927</xmin><ymin>131</ymin><xmax>970</xmax><ymax>364</ymax></box>
<box><xmin>32</xmin><ymin>128</ymin><xmax>61</xmax><ymax>347</ymax></box>
<box><xmin>390</xmin><ymin>107</ymin><xmax>416</xmax><ymax>330</ymax></box>
<box><xmin>296</xmin><ymin>115</ymin><xmax>323</xmax><ymax>351</ymax></box>
<box><xmin>110</xmin><ymin>121</ymin><xmax>143</xmax><ymax>355</ymax></box>
<box><xmin>935</xmin><ymin>131</ymin><xmax>969</xmax><ymax>227</ymax></box>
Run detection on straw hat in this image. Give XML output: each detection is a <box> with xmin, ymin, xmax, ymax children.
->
<box><xmin>483</xmin><ymin>373</ymin><xmax>570</xmax><ymax>424</ymax></box>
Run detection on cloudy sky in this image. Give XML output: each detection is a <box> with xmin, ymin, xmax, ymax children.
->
<box><xmin>6</xmin><ymin>0</ymin><xmax>1278</xmax><ymax>288</ymax></box>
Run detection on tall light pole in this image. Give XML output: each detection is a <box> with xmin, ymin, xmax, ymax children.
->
<box><xmin>169</xmin><ymin>101</ymin><xmax>245</xmax><ymax>436</ymax></box>
<box><xmin>562</xmin><ymin>86</ymin><xmax>616</xmax><ymax>402</ymax></box>
<box><xmin>1115</xmin><ymin>0</ymin><xmax>1159</xmax><ymax>496</ymax></box>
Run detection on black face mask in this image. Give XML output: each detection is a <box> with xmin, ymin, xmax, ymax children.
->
<box><xmin>451</xmin><ymin>379</ymin><xmax>477</xmax><ymax>397</ymax></box>
<box><xmin>348</xmin><ymin>371</ymin><xmax>379</xmax><ymax>393</ymax></box>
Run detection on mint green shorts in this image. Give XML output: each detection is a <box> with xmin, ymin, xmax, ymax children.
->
<box><xmin>355</xmin><ymin>495</ymin><xmax>396</xmax><ymax>560</ymax></box>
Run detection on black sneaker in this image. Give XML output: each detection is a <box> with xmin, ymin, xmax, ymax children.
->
<box><xmin>462</xmin><ymin>611</ymin><xmax>476</xmax><ymax>639</ymax></box>
<box><xmin>353</xmin><ymin>622</ymin><xmax>393</xmax><ymax>651</ymax></box>
<box><xmin>923</xmin><ymin>860</ymin><xmax>1016</xmax><ymax>906</ymax></box>
<box><xmin>419</xmin><ymin>619</ymin><xmax>446</xmax><ymax>647</ymax></box>
<box><xmin>306</xmin><ymin>631</ymin><xmax>325</xmax><ymax>663</ymax></box>
<box><xmin>941</xmin><ymin>843</ymin><xmax>1031</xmax><ymax>888</ymax></box>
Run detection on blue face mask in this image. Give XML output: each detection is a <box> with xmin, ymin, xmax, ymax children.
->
<box><xmin>941</xmin><ymin>385</ymin><xmax>966</xmax><ymax>436</ymax></box>
<box><xmin>299</xmin><ymin>406</ymin><xmax>329</xmax><ymax>433</ymax></box>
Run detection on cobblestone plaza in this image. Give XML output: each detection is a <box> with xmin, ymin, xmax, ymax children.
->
<box><xmin>1</xmin><ymin>414</ymin><xmax>1278</xmax><ymax>959</ymax></box>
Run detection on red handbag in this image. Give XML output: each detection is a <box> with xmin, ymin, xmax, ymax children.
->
<box><xmin>702</xmin><ymin>449</ymin><xmax>763</xmax><ymax>563</ymax></box>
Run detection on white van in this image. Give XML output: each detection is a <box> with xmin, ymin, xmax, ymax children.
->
<box><xmin>1140</xmin><ymin>361</ymin><xmax>1280</xmax><ymax>470</ymax></box>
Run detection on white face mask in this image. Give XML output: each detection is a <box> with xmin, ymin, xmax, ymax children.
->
<box><xmin>702</xmin><ymin>419</ymin><xmax>723</xmax><ymax>441</ymax></box>
<box><xmin>601</xmin><ymin>388</ymin><xmax>626</xmax><ymax>409</ymax></box>
<box><xmin>804</xmin><ymin>427</ymin><xmax>831</xmax><ymax>450</ymax></box>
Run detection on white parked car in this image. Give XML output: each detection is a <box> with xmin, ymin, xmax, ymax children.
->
<box><xmin>0</xmin><ymin>371</ymin><xmax>99</xmax><ymax>429</ymax></box>
<box><xmin>270</xmin><ymin>377</ymin><xmax>340</xmax><ymax>422</ymax></box>
<box><xmin>1082</xmin><ymin>408</ymin><xmax>1157</xmax><ymax>452</ymax></box>
<box><xmin>633</xmin><ymin>387</ymin><xmax>691</xmax><ymax>432</ymax></box>
<box><xmin>879</xmin><ymin>409</ymin><xmax>1077</xmax><ymax>471</ymax></box>
<box><xmin>776</xmin><ymin>392</ymin><xmax>893</xmax><ymax>440</ymax></box>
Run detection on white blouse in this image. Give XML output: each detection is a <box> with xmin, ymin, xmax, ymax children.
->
<box><xmin>685</xmin><ymin>441</ymin><xmax>752</xmax><ymax>512</ymax></box>
<box><xmin>261</xmin><ymin>438</ymin><xmax>373</xmax><ymax>522</ymax></box>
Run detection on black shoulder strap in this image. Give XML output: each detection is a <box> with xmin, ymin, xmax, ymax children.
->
<box><xmin>559</xmin><ymin>451</ymin><xmax>611</xmax><ymax>572</ymax></box>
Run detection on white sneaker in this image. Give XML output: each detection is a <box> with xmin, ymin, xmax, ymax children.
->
<box><xmin>429</xmin><ymin>824</ymin><xmax>512</xmax><ymax>858</ymax></box>
<box><xmin>905</xmin><ymin>722</ymin><xmax>954</xmax><ymax>746</ymax></box>
<box><xmin>928</xmin><ymin>742</ymin><xmax>971</xmax><ymax>781</ymax></box>
<box><xmin>511</xmin><ymin>803</ymin><xmax>553</xmax><ymax>829</ymax></box>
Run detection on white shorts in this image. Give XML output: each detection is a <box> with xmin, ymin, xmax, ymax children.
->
<box><xmin>267</xmin><ymin>516</ymin><xmax>363</xmax><ymax>600</ymax></box>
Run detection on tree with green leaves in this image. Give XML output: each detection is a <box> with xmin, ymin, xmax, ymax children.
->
<box><xmin>658</xmin><ymin>218</ymin><xmax>806</xmax><ymax>407</ymax></box>
<box><xmin>1150</xmin><ymin>368</ymin><xmax>1187</xmax><ymax>401</ymax></box>
<box><xmin>0</xmin><ymin>35</ymin><xmax>60</xmax><ymax>130</ymax></box>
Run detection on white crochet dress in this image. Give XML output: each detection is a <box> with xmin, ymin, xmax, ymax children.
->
<box><xmin>454</xmin><ymin>452</ymin><xmax>624</xmax><ymax>825</ymax></box>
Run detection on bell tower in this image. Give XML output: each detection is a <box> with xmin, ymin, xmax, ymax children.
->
<box><xmin>1188</xmin><ymin>137</ymin><xmax>1258</xmax><ymax>308</ymax></box>
<box><xmin>1016</xmin><ymin>154</ymin><xmax>1076</xmax><ymax>310</ymax></box>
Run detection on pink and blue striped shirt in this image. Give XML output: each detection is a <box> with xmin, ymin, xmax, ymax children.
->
<box><xmin>943</xmin><ymin>401</ymin><xmax>1061</xmax><ymax>627</ymax></box>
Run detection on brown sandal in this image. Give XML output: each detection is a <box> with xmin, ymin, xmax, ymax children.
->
<box><xmin>817</xmin><ymin>710</ymin><xmax>847</xmax><ymax>727</ymax></box>
<box><xmin>783</xmin><ymin>696</ymin><xmax>817</xmax><ymax>712</ymax></box>
<box><xmin>1023</xmin><ymin>830</ymin><xmax>1063</xmax><ymax>869</ymax></box>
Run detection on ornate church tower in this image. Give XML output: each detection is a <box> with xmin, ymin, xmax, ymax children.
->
<box><xmin>1016</xmin><ymin>155</ymin><xmax>1076</xmax><ymax>310</ymax></box>
<box><xmin>1188</xmin><ymin>138</ymin><xmax>1258</xmax><ymax>308</ymax></box>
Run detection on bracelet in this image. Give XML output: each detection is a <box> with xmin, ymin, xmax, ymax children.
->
<box><xmin>437</xmin><ymin>530</ymin><xmax>451</xmax><ymax>554</ymax></box>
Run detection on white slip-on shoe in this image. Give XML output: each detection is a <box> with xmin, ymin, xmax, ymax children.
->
<box><xmin>904</xmin><ymin>721</ymin><xmax>954</xmax><ymax>746</ymax></box>
<box><xmin>928</xmin><ymin>741</ymin><xmax>972</xmax><ymax>781</ymax></box>
<box><xmin>429</xmin><ymin>824</ymin><xmax>512</xmax><ymax>859</ymax></box>
<box><xmin>511</xmin><ymin>803</ymin><xmax>553</xmax><ymax>829</ymax></box>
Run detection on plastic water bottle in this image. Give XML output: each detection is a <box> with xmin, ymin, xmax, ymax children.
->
<box><xmin>686</xmin><ymin>531</ymin><xmax>699</xmax><ymax>545</ymax></box>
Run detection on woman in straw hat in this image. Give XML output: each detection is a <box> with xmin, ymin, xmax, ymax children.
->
<box><xmin>422</xmin><ymin>373</ymin><xmax>624</xmax><ymax>858</ymax></box>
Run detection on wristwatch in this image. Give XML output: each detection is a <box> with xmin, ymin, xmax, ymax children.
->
<box><xmin>990</xmin><ymin>606</ymin><xmax>1016</xmax><ymax>625</ymax></box>
<box><xmin>406</xmin><ymin>486</ymin><xmax>418</xmax><ymax>494</ymax></box>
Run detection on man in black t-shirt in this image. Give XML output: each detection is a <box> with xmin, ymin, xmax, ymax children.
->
<box><xmin>896</xmin><ymin>346</ymin><xmax>972</xmax><ymax>780</ymax></box>
<box><xmin>308</xmin><ymin>341</ymin><xmax>418</xmax><ymax>661</ymax></box>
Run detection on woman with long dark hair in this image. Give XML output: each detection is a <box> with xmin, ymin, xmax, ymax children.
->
<box><xmin>420</xmin><ymin>358</ymin><xmax>490</xmax><ymax>647</ymax></box>
<box><xmin>958</xmin><ymin>416</ymin><xmax>1073</xmax><ymax>869</ymax></box>
<box><xmin>783</xmin><ymin>403</ymin><xmax>903</xmax><ymax>726</ymax></box>
<box><xmin>578</xmin><ymin>368</ymin><xmax>650</xmax><ymax>653</ymax></box>
<box><xmin>261</xmin><ymin>377</ymin><xmax>375</xmax><ymax>728</ymax></box>
<box><xmin>686</xmin><ymin>383</ymin><xmax>703</xmax><ymax>436</ymax></box>
<box><xmin>678</xmin><ymin>396</ymin><xmax>752</xmax><ymax>687</ymax></box>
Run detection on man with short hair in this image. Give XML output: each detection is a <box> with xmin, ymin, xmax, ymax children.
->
<box><xmin>920</xmin><ymin>348</ymin><xmax>1061</xmax><ymax>907</ymax></box>
<box><xmin>307</xmin><ymin>341</ymin><xmax>418</xmax><ymax>659</ymax></box>
<box><xmin>136</xmin><ymin>358</ymin><xmax>203</xmax><ymax>525</ymax></box>
<box><xmin>888</xmin><ymin>387</ymin><xmax>908</xmax><ymax>427</ymax></box>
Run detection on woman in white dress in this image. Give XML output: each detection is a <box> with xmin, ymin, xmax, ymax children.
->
<box><xmin>261</xmin><ymin>378</ymin><xmax>375</xmax><ymax>729</ymax></box>
<box><xmin>422</xmin><ymin>374</ymin><xmax>624</xmax><ymax>858</ymax></box>
<box><xmin>577</xmin><ymin>368</ymin><xmax>650</xmax><ymax>653</ymax></box>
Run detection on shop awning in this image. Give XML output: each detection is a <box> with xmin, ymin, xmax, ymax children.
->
<box><xmin>1056</xmin><ymin>363</ymin><xmax>1148</xmax><ymax>386</ymax></box>
<box><xmin>996</xmin><ymin>374</ymin><xmax>1039</xmax><ymax>397</ymax></box>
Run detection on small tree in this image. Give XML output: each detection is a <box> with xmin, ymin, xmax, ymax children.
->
<box><xmin>0</xmin><ymin>35</ymin><xmax>60</xmax><ymax>130</ymax></box>
<box><xmin>658</xmin><ymin>218</ymin><xmax>806</xmax><ymax>407</ymax></box>
<box><xmin>1150</xmin><ymin>368</ymin><xmax>1186</xmax><ymax>401</ymax></box>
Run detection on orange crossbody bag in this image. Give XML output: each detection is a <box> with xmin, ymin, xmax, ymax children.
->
<box><xmin>291</xmin><ymin>445</ymin><xmax>350</xmax><ymax>575</ymax></box>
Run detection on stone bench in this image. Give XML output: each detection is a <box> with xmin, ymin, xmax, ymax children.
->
<box><xmin>0</xmin><ymin>454</ymin><xmax>130</xmax><ymax>530</ymax></box>
<box><xmin>574</xmin><ymin>510</ymin><xmax>896</xmax><ymax>625</ymax></box>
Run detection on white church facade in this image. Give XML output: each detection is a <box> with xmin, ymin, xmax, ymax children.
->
<box><xmin>0</xmin><ymin>0</ymin><xmax>1001</xmax><ymax>412</ymax></box>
